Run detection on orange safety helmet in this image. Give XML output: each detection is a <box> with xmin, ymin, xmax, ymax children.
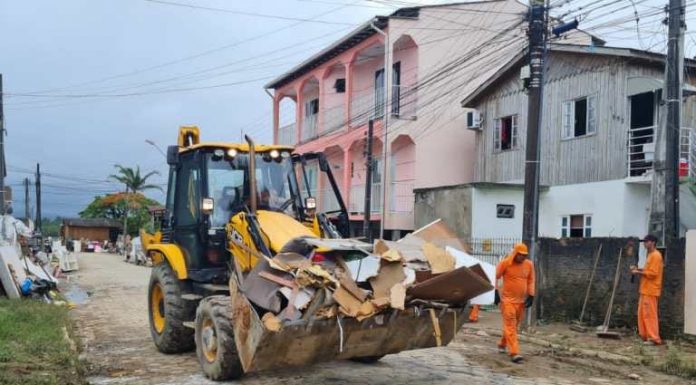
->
<box><xmin>513</xmin><ymin>242</ymin><xmax>529</xmax><ymax>256</ymax></box>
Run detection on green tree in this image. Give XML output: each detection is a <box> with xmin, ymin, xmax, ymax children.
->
<box><xmin>79</xmin><ymin>192</ymin><xmax>161</xmax><ymax>235</ymax></box>
<box><xmin>108</xmin><ymin>165</ymin><xmax>163</xmax><ymax>244</ymax></box>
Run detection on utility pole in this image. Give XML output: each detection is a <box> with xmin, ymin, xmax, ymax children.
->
<box><xmin>0</xmin><ymin>74</ymin><xmax>5</xmax><ymax>215</ymax></box>
<box><xmin>24</xmin><ymin>178</ymin><xmax>29</xmax><ymax>220</ymax></box>
<box><xmin>363</xmin><ymin>119</ymin><xmax>374</xmax><ymax>242</ymax></box>
<box><xmin>663</xmin><ymin>0</ymin><xmax>686</xmax><ymax>245</ymax></box>
<box><xmin>35</xmin><ymin>163</ymin><xmax>42</xmax><ymax>234</ymax></box>
<box><xmin>522</xmin><ymin>1</ymin><xmax>548</xmax><ymax>250</ymax></box>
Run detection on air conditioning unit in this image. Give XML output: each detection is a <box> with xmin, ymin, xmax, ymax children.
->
<box><xmin>466</xmin><ymin>110</ymin><xmax>482</xmax><ymax>131</ymax></box>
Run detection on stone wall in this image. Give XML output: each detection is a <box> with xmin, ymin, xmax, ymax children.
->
<box><xmin>537</xmin><ymin>237</ymin><xmax>685</xmax><ymax>338</ymax></box>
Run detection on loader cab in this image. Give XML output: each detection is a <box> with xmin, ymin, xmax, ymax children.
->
<box><xmin>161</xmin><ymin>144</ymin><xmax>348</xmax><ymax>282</ymax></box>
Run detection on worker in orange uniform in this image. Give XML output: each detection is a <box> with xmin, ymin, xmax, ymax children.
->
<box><xmin>495</xmin><ymin>242</ymin><xmax>535</xmax><ymax>363</ymax></box>
<box><xmin>630</xmin><ymin>234</ymin><xmax>663</xmax><ymax>345</ymax></box>
<box><xmin>468</xmin><ymin>304</ymin><xmax>480</xmax><ymax>322</ymax></box>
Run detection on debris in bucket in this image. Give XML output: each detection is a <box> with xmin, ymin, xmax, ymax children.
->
<box><xmin>239</xmin><ymin>219</ymin><xmax>494</xmax><ymax>327</ymax></box>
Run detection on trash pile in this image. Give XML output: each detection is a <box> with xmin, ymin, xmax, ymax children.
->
<box><xmin>239</xmin><ymin>219</ymin><xmax>494</xmax><ymax>331</ymax></box>
<box><xmin>0</xmin><ymin>242</ymin><xmax>77</xmax><ymax>305</ymax></box>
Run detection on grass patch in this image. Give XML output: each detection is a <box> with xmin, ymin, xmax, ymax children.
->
<box><xmin>0</xmin><ymin>299</ymin><xmax>85</xmax><ymax>385</ymax></box>
<box><xmin>659</xmin><ymin>346</ymin><xmax>696</xmax><ymax>380</ymax></box>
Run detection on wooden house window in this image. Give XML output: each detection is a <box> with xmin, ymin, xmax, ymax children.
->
<box><xmin>494</xmin><ymin>115</ymin><xmax>518</xmax><ymax>151</ymax></box>
<box><xmin>561</xmin><ymin>214</ymin><xmax>592</xmax><ymax>238</ymax></box>
<box><xmin>562</xmin><ymin>95</ymin><xmax>597</xmax><ymax>139</ymax></box>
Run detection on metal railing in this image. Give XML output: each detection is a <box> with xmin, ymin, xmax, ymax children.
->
<box><xmin>390</xmin><ymin>180</ymin><xmax>414</xmax><ymax>213</ymax></box>
<box><xmin>351</xmin><ymin>89</ymin><xmax>383</xmax><ymax>128</ymax></box>
<box><xmin>277</xmin><ymin>123</ymin><xmax>296</xmax><ymax>145</ymax></box>
<box><xmin>461</xmin><ymin>237</ymin><xmax>520</xmax><ymax>266</ymax></box>
<box><xmin>628</xmin><ymin>126</ymin><xmax>695</xmax><ymax>177</ymax></box>
<box><xmin>301</xmin><ymin>114</ymin><xmax>318</xmax><ymax>142</ymax></box>
<box><xmin>322</xmin><ymin>104</ymin><xmax>346</xmax><ymax>135</ymax></box>
<box><xmin>348</xmin><ymin>183</ymin><xmax>382</xmax><ymax>213</ymax></box>
<box><xmin>392</xmin><ymin>85</ymin><xmax>417</xmax><ymax>120</ymax></box>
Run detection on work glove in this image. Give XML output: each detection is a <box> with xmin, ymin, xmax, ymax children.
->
<box><xmin>525</xmin><ymin>295</ymin><xmax>534</xmax><ymax>309</ymax></box>
<box><xmin>494</xmin><ymin>290</ymin><xmax>500</xmax><ymax>305</ymax></box>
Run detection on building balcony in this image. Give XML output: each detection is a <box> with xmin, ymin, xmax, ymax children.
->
<box><xmin>627</xmin><ymin>125</ymin><xmax>695</xmax><ymax>178</ymax></box>
<box><xmin>390</xmin><ymin>180</ymin><xmax>415</xmax><ymax>213</ymax></box>
<box><xmin>278</xmin><ymin>123</ymin><xmax>296</xmax><ymax>145</ymax></box>
<box><xmin>301</xmin><ymin>114</ymin><xmax>319</xmax><ymax>143</ymax></box>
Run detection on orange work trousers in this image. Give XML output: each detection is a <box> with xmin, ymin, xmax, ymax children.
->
<box><xmin>638</xmin><ymin>294</ymin><xmax>662</xmax><ymax>345</ymax></box>
<box><xmin>498</xmin><ymin>302</ymin><xmax>525</xmax><ymax>355</ymax></box>
<box><xmin>469</xmin><ymin>305</ymin><xmax>480</xmax><ymax>322</ymax></box>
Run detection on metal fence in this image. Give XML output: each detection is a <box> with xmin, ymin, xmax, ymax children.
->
<box><xmin>459</xmin><ymin>237</ymin><xmax>520</xmax><ymax>266</ymax></box>
<box><xmin>277</xmin><ymin>123</ymin><xmax>296</xmax><ymax>145</ymax></box>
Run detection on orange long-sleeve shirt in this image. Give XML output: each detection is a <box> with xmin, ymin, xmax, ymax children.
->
<box><xmin>639</xmin><ymin>250</ymin><xmax>663</xmax><ymax>297</ymax></box>
<box><xmin>496</xmin><ymin>253</ymin><xmax>535</xmax><ymax>304</ymax></box>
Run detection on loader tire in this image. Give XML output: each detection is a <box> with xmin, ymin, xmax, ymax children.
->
<box><xmin>148</xmin><ymin>262</ymin><xmax>195</xmax><ymax>353</ymax></box>
<box><xmin>195</xmin><ymin>296</ymin><xmax>244</xmax><ymax>381</ymax></box>
<box><xmin>350</xmin><ymin>355</ymin><xmax>385</xmax><ymax>364</ymax></box>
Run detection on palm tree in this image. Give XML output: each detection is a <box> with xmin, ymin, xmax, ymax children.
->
<box><xmin>109</xmin><ymin>165</ymin><xmax>162</xmax><ymax>256</ymax></box>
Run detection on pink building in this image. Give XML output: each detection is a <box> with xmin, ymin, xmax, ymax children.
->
<box><xmin>265</xmin><ymin>0</ymin><xmax>592</xmax><ymax>238</ymax></box>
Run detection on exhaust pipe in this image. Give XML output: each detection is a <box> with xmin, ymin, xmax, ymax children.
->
<box><xmin>244</xmin><ymin>134</ymin><xmax>257</xmax><ymax>214</ymax></box>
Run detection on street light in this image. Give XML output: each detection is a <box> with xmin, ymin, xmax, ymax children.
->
<box><xmin>145</xmin><ymin>139</ymin><xmax>166</xmax><ymax>158</ymax></box>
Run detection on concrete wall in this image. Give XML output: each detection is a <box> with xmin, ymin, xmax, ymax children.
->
<box><xmin>538</xmin><ymin>179</ymin><xmax>650</xmax><ymax>238</ymax></box>
<box><xmin>470</xmin><ymin>186</ymin><xmax>524</xmax><ymax>239</ymax></box>
<box><xmin>414</xmin><ymin>185</ymin><xmax>472</xmax><ymax>239</ymax></box>
<box><xmin>537</xmin><ymin>237</ymin><xmax>685</xmax><ymax>338</ymax></box>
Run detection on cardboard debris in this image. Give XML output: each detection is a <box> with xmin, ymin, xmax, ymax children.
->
<box><xmin>0</xmin><ymin>247</ymin><xmax>23</xmax><ymax>298</ymax></box>
<box><xmin>262</xmin><ymin>312</ymin><xmax>282</xmax><ymax>332</ymax></box>
<box><xmin>241</xmin><ymin>258</ymin><xmax>288</xmax><ymax>313</ymax></box>
<box><xmin>333</xmin><ymin>286</ymin><xmax>363</xmax><ymax>317</ymax></box>
<box><xmin>381</xmin><ymin>248</ymin><xmax>403</xmax><ymax>262</ymax></box>
<box><xmin>381</xmin><ymin>238</ymin><xmax>429</xmax><ymax>266</ymax></box>
<box><xmin>422</xmin><ymin>242</ymin><xmax>456</xmax><ymax>274</ymax></box>
<box><xmin>279</xmin><ymin>286</ymin><xmax>315</xmax><ymax>310</ymax></box>
<box><xmin>371</xmin><ymin>297</ymin><xmax>390</xmax><ymax>309</ymax></box>
<box><xmin>389</xmin><ymin>283</ymin><xmax>406</xmax><ymax>310</ymax></box>
<box><xmin>446</xmin><ymin>246</ymin><xmax>496</xmax><ymax>305</ymax></box>
<box><xmin>409</xmin><ymin>218</ymin><xmax>467</xmax><ymax>250</ymax></box>
<box><xmin>314</xmin><ymin>305</ymin><xmax>337</xmax><ymax>319</ymax></box>
<box><xmin>407</xmin><ymin>266</ymin><xmax>493</xmax><ymax>304</ymax></box>
<box><xmin>338</xmin><ymin>275</ymin><xmax>368</xmax><ymax>302</ymax></box>
<box><xmin>345</xmin><ymin>255</ymin><xmax>380</xmax><ymax>282</ymax></box>
<box><xmin>301</xmin><ymin>237</ymin><xmax>372</xmax><ymax>252</ymax></box>
<box><xmin>278</xmin><ymin>304</ymin><xmax>302</xmax><ymax>321</ymax></box>
<box><xmin>271</xmin><ymin>252</ymin><xmax>312</xmax><ymax>271</ymax></box>
<box><xmin>296</xmin><ymin>264</ymin><xmax>338</xmax><ymax>288</ymax></box>
<box><xmin>368</xmin><ymin>261</ymin><xmax>406</xmax><ymax>299</ymax></box>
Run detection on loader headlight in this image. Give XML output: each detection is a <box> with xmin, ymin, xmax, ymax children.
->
<box><xmin>269</xmin><ymin>149</ymin><xmax>280</xmax><ymax>159</ymax></box>
<box><xmin>202</xmin><ymin>198</ymin><xmax>214</xmax><ymax>215</ymax></box>
<box><xmin>227</xmin><ymin>148</ymin><xmax>238</xmax><ymax>158</ymax></box>
<box><xmin>305</xmin><ymin>197</ymin><xmax>317</xmax><ymax>209</ymax></box>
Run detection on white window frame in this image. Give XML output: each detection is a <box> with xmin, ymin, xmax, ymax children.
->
<box><xmin>561</xmin><ymin>214</ymin><xmax>592</xmax><ymax>238</ymax></box>
<box><xmin>562</xmin><ymin>94</ymin><xmax>597</xmax><ymax>140</ymax></box>
<box><xmin>494</xmin><ymin>114</ymin><xmax>518</xmax><ymax>152</ymax></box>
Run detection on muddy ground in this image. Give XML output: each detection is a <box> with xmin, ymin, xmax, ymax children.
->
<box><xmin>65</xmin><ymin>252</ymin><xmax>692</xmax><ymax>385</ymax></box>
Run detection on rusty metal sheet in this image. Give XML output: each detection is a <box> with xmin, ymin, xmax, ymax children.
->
<box><xmin>241</xmin><ymin>257</ymin><xmax>291</xmax><ymax>313</ymax></box>
<box><xmin>407</xmin><ymin>266</ymin><xmax>493</xmax><ymax>304</ymax></box>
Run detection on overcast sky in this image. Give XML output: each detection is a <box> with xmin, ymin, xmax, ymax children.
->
<box><xmin>0</xmin><ymin>0</ymin><xmax>688</xmax><ymax>218</ymax></box>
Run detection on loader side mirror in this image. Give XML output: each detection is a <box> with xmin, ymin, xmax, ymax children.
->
<box><xmin>167</xmin><ymin>146</ymin><xmax>179</xmax><ymax>166</ymax></box>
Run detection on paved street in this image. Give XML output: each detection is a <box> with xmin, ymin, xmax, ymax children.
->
<box><xmin>67</xmin><ymin>252</ymin><xmax>687</xmax><ymax>385</ymax></box>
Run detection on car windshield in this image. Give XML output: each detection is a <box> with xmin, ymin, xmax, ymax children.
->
<box><xmin>207</xmin><ymin>152</ymin><xmax>296</xmax><ymax>227</ymax></box>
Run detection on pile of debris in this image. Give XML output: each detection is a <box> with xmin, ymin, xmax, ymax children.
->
<box><xmin>239</xmin><ymin>219</ymin><xmax>494</xmax><ymax>331</ymax></box>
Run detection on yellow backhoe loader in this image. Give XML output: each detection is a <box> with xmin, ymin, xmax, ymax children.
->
<box><xmin>143</xmin><ymin>126</ymin><xmax>476</xmax><ymax>380</ymax></box>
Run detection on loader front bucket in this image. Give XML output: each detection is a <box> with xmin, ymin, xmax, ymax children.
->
<box><xmin>229</xmin><ymin>278</ymin><xmax>468</xmax><ymax>374</ymax></box>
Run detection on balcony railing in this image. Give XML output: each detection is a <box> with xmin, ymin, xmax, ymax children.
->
<box><xmin>392</xmin><ymin>85</ymin><xmax>417</xmax><ymax>120</ymax></box>
<box><xmin>301</xmin><ymin>114</ymin><xmax>318</xmax><ymax>142</ymax></box>
<box><xmin>348</xmin><ymin>183</ymin><xmax>382</xmax><ymax>214</ymax></box>
<box><xmin>628</xmin><ymin>126</ymin><xmax>695</xmax><ymax>177</ymax></box>
<box><xmin>351</xmin><ymin>89</ymin><xmax>383</xmax><ymax>128</ymax></box>
<box><xmin>322</xmin><ymin>104</ymin><xmax>346</xmax><ymax>135</ymax></box>
<box><xmin>278</xmin><ymin>123</ymin><xmax>296</xmax><ymax>145</ymax></box>
<box><xmin>390</xmin><ymin>180</ymin><xmax>414</xmax><ymax>213</ymax></box>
